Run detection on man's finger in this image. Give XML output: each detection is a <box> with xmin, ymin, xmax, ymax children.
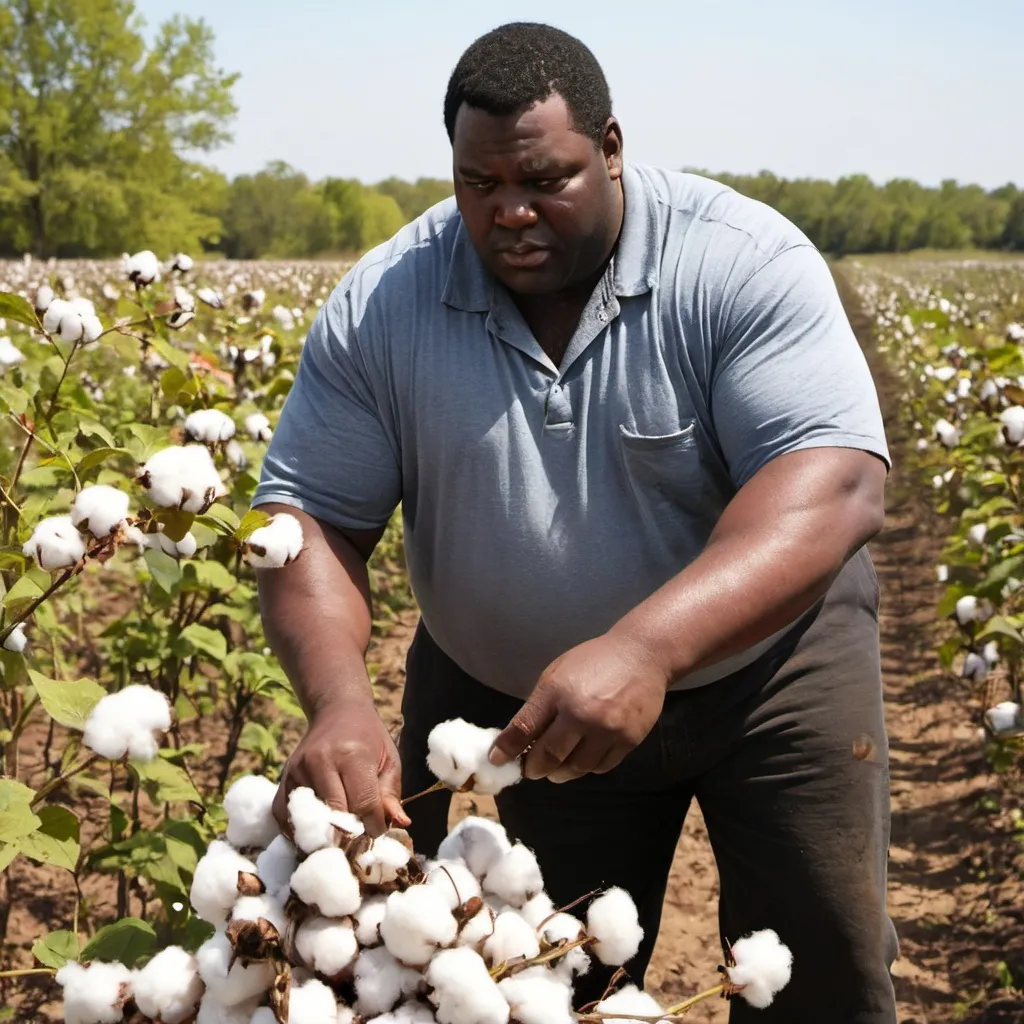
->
<box><xmin>342</xmin><ymin>764</ymin><xmax>388</xmax><ymax>837</ymax></box>
<box><xmin>379</xmin><ymin>757</ymin><xmax>411</xmax><ymax>830</ymax></box>
<box><xmin>489</xmin><ymin>692</ymin><xmax>557</xmax><ymax>765</ymax></box>
<box><xmin>522</xmin><ymin>717</ymin><xmax>584</xmax><ymax>780</ymax></box>
<box><xmin>593</xmin><ymin>742</ymin><xmax>632</xmax><ymax>775</ymax></box>
<box><xmin>548</xmin><ymin>735</ymin><xmax>613</xmax><ymax>784</ymax></box>
<box><xmin>271</xmin><ymin>773</ymin><xmax>296</xmax><ymax>838</ymax></box>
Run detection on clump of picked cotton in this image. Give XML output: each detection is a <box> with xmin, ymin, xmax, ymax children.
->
<box><xmin>131</xmin><ymin>945</ymin><xmax>204</xmax><ymax>1024</ymax></box>
<box><xmin>57</xmin><ymin>960</ymin><xmax>133</xmax><ymax>1024</ymax></box>
<box><xmin>426</xmin><ymin>859</ymin><xmax>483</xmax><ymax>910</ymax></box>
<box><xmin>0</xmin><ymin>336</ymin><xmax>24</xmax><ymax>368</ymax></box>
<box><xmin>256</xmin><ymin>834</ymin><xmax>299</xmax><ymax>898</ymax></box>
<box><xmin>986</xmin><ymin>700</ymin><xmax>1021</xmax><ymax>734</ymax></box>
<box><xmin>3</xmin><ymin>623</ymin><xmax>27</xmax><ymax>654</ymax></box>
<box><xmin>295</xmin><ymin>916</ymin><xmax>359</xmax><ymax>978</ymax></box>
<box><xmin>245</xmin><ymin>411</ymin><xmax>273</xmax><ymax>442</ymax></box>
<box><xmin>380</xmin><ymin>884</ymin><xmax>459</xmax><ymax>966</ymax></box>
<box><xmin>244</xmin><ymin>512</ymin><xmax>304</xmax><ymax>569</ymax></box>
<box><xmin>125</xmin><ymin>250</ymin><xmax>161</xmax><ymax>287</ymax></box>
<box><xmin>426</xmin><ymin>719</ymin><xmax>523</xmax><ymax>795</ymax></box>
<box><xmin>355</xmin><ymin>835</ymin><xmax>413</xmax><ymax>885</ymax></box>
<box><xmin>185</xmin><ymin>408</ymin><xmax>236</xmax><ymax>444</ymax></box>
<box><xmin>355</xmin><ymin>946</ymin><xmax>423</xmax><ymax>1016</ymax></box>
<box><xmin>483</xmin><ymin>843</ymin><xmax>544</xmax><ymax>909</ymax></box>
<box><xmin>438</xmin><ymin>817</ymin><xmax>512</xmax><ymax>880</ymax></box>
<box><xmin>224</xmin><ymin>774</ymin><xmax>279</xmax><ymax>849</ymax></box>
<box><xmin>287</xmin><ymin>785</ymin><xmax>364</xmax><ymax>854</ymax></box>
<box><xmin>22</xmin><ymin>515</ymin><xmax>87</xmax><ymax>571</ymax></box>
<box><xmin>354</xmin><ymin>894</ymin><xmax>388</xmax><ymax>946</ymax></box>
<box><xmin>483</xmin><ymin>909</ymin><xmax>541</xmax><ymax>966</ymax></box>
<box><xmin>139</xmin><ymin>444</ymin><xmax>225</xmax><ymax>513</ymax></box>
<box><xmin>169</xmin><ymin>286</ymin><xmax>197</xmax><ymax>329</ymax></box>
<box><xmin>586</xmin><ymin>886</ymin><xmax>644</xmax><ymax>966</ymax></box>
<box><xmin>426</xmin><ymin>947</ymin><xmax>510</xmax><ymax>1024</ymax></box>
<box><xmin>541</xmin><ymin>913</ymin><xmax>590</xmax><ymax>981</ymax></box>
<box><xmin>726</xmin><ymin>928</ymin><xmax>793</xmax><ymax>1009</ymax></box>
<box><xmin>190</xmin><ymin>839</ymin><xmax>260</xmax><ymax>924</ymax></box>
<box><xmin>595</xmin><ymin>984</ymin><xmax>665</xmax><ymax>1024</ymax></box>
<box><xmin>498</xmin><ymin>968</ymin><xmax>574</xmax><ymax>1024</ymax></box>
<box><xmin>70</xmin><ymin>485</ymin><xmax>130</xmax><ymax>539</ymax></box>
<box><xmin>82</xmin><ymin>683</ymin><xmax>173</xmax><ymax>762</ymax></box>
<box><xmin>289</xmin><ymin>846</ymin><xmax>362</xmax><ymax>917</ymax></box>
<box><xmin>195</xmin><ymin>927</ymin><xmax>275</xmax><ymax>1005</ymax></box>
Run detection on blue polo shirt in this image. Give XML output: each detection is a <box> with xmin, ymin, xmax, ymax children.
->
<box><xmin>254</xmin><ymin>163</ymin><xmax>889</xmax><ymax>699</ymax></box>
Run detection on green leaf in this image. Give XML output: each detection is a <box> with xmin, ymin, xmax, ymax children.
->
<box><xmin>130</xmin><ymin>757</ymin><xmax>202</xmax><ymax>806</ymax></box>
<box><xmin>0</xmin><ymin>783</ymin><xmax>40</xmax><ymax>843</ymax></box>
<box><xmin>81</xmin><ymin>917</ymin><xmax>156</xmax><ymax>968</ymax></box>
<box><xmin>77</xmin><ymin>420</ymin><xmax>118</xmax><ymax>448</ymax></box>
<box><xmin>238</xmin><ymin>721</ymin><xmax>279</xmax><ymax>763</ymax></box>
<box><xmin>159</xmin><ymin>366</ymin><xmax>189</xmax><ymax>398</ymax></box>
<box><xmin>203</xmin><ymin>503</ymin><xmax>241</xmax><ymax>531</ymax></box>
<box><xmin>0</xmin><ymin>842</ymin><xmax>20</xmax><ymax>872</ymax></box>
<box><xmin>178</xmin><ymin>623</ymin><xmax>227</xmax><ymax>662</ymax></box>
<box><xmin>976</xmin><ymin>616</ymin><xmax>1024</xmax><ymax>644</ymax></box>
<box><xmin>236</xmin><ymin>508</ymin><xmax>270</xmax><ymax>541</ymax></box>
<box><xmin>76</xmin><ymin>446</ymin><xmax>130</xmax><ymax>476</ymax></box>
<box><xmin>20</xmin><ymin>807</ymin><xmax>80</xmax><ymax>871</ymax></box>
<box><xmin>143</xmin><ymin>547</ymin><xmax>182</xmax><ymax>593</ymax></box>
<box><xmin>0</xmin><ymin>291</ymin><xmax>40</xmax><ymax>329</ymax></box>
<box><xmin>28</xmin><ymin>672</ymin><xmax>106</xmax><ymax>730</ymax></box>
<box><xmin>32</xmin><ymin>930</ymin><xmax>80</xmax><ymax>969</ymax></box>
<box><xmin>189</xmin><ymin>559</ymin><xmax>236</xmax><ymax>592</ymax></box>
<box><xmin>0</xmin><ymin>548</ymin><xmax>27</xmax><ymax>572</ymax></box>
<box><xmin>0</xmin><ymin>380</ymin><xmax>29</xmax><ymax>415</ymax></box>
<box><xmin>155</xmin><ymin>508</ymin><xmax>195</xmax><ymax>543</ymax></box>
<box><xmin>2</xmin><ymin>572</ymin><xmax>46</xmax><ymax>615</ymax></box>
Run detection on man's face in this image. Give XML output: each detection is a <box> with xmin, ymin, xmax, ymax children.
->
<box><xmin>451</xmin><ymin>94</ymin><xmax>623</xmax><ymax>296</ymax></box>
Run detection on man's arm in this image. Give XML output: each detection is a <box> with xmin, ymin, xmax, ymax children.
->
<box><xmin>258</xmin><ymin>504</ymin><xmax>410</xmax><ymax>836</ymax></box>
<box><xmin>489</xmin><ymin>446</ymin><xmax>886</xmax><ymax>783</ymax></box>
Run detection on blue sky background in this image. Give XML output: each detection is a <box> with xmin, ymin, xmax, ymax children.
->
<box><xmin>135</xmin><ymin>0</ymin><xmax>1023</xmax><ymax>189</ymax></box>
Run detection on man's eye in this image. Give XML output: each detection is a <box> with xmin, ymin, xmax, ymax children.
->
<box><xmin>533</xmin><ymin>177</ymin><xmax>568</xmax><ymax>191</ymax></box>
<box><xmin>465</xmin><ymin>180</ymin><xmax>494</xmax><ymax>192</ymax></box>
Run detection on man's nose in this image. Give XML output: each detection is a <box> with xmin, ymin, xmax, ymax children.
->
<box><xmin>494</xmin><ymin>197</ymin><xmax>538</xmax><ymax>231</ymax></box>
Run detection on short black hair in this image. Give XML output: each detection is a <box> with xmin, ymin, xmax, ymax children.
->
<box><xmin>444</xmin><ymin>22</ymin><xmax>612</xmax><ymax>145</ymax></box>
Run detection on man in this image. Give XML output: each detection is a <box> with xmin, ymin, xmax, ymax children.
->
<box><xmin>253</xmin><ymin>21</ymin><xmax>898</xmax><ymax>1022</ymax></box>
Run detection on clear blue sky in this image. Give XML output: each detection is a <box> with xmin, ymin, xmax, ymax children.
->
<box><xmin>135</xmin><ymin>0</ymin><xmax>1023</xmax><ymax>189</ymax></box>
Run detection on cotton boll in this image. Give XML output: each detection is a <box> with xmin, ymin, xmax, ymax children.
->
<box><xmin>139</xmin><ymin>444</ymin><xmax>225</xmax><ymax>513</ymax></box>
<box><xmin>231</xmin><ymin>893</ymin><xmax>288</xmax><ymax>936</ymax></box>
<box><xmin>0</xmin><ymin>336</ymin><xmax>24</xmax><ymax>368</ymax></box>
<box><xmin>288</xmin><ymin>977</ymin><xmax>340</xmax><ymax>1024</ymax></box>
<box><xmin>171</xmin><ymin>253</ymin><xmax>194</xmax><ymax>273</ymax></box>
<box><xmin>190</xmin><ymin>840</ymin><xmax>260</xmax><ymax>924</ymax></box>
<box><xmin>586</xmin><ymin>887</ymin><xmax>644</xmax><ymax>966</ymax></box>
<box><xmin>295</xmin><ymin>916</ymin><xmax>359</xmax><ymax>977</ymax></box>
<box><xmin>224</xmin><ymin>774</ymin><xmax>279</xmax><ymax>849</ymax></box>
<box><xmin>368</xmin><ymin>1001</ymin><xmax>436</xmax><ymax>1024</ymax></box>
<box><xmin>70</xmin><ymin>485</ymin><xmax>130</xmax><ymax>539</ymax></box>
<box><xmin>126</xmin><ymin>250</ymin><xmax>161</xmax><ymax>286</ymax></box>
<box><xmin>251</xmin><ymin>1008</ymin><xmax>276</xmax><ymax>1024</ymax></box>
<box><xmin>955</xmin><ymin>595</ymin><xmax>979</xmax><ymax>625</ymax></box>
<box><xmin>726</xmin><ymin>928</ymin><xmax>793</xmax><ymax>1009</ymax></box>
<box><xmin>381</xmin><ymin>884</ymin><xmax>459</xmax><ymax>966</ymax></box>
<box><xmin>425</xmin><ymin>947</ymin><xmax>510</xmax><ymax>1024</ymax></box>
<box><xmin>519</xmin><ymin>893</ymin><xmax>555</xmax><ymax>930</ymax></box>
<box><xmin>983</xmin><ymin>640</ymin><xmax>1000</xmax><ymax>667</ymax></box>
<box><xmin>936</xmin><ymin>564</ymin><xmax>949</xmax><ymax>583</ymax></box>
<box><xmin>483</xmin><ymin>909</ymin><xmax>540</xmax><ymax>966</ymax></box>
<box><xmin>1000</xmin><ymin>406</ymin><xmax>1024</xmax><ymax>445</ymax></box>
<box><xmin>57</xmin><ymin>960</ymin><xmax>133</xmax><ymax>1024</ymax></box>
<box><xmin>356</xmin><ymin>835</ymin><xmax>413</xmax><ymax>885</ymax></box>
<box><xmin>145</xmin><ymin>529</ymin><xmax>198</xmax><ymax>560</ymax></box>
<box><xmin>498</xmin><ymin>970</ymin><xmax>574</xmax><ymax>1024</ymax></box>
<box><xmin>22</xmin><ymin>515</ymin><xmax>87</xmax><ymax>571</ymax></box>
<box><xmin>81</xmin><ymin>313</ymin><xmax>104</xmax><ymax>343</ymax></box>
<box><xmin>426</xmin><ymin>859</ymin><xmax>483</xmax><ymax>910</ymax></box>
<box><xmin>186</xmin><ymin>408</ymin><xmax>236</xmax><ymax>444</ymax></box>
<box><xmin>483</xmin><ymin>844</ymin><xmax>543</xmax><ymax>908</ymax></box>
<box><xmin>35</xmin><ymin>284</ymin><xmax>55</xmax><ymax>311</ymax></box>
<box><xmin>934</xmin><ymin>418</ymin><xmax>960</xmax><ymax>448</ymax></box>
<box><xmin>594</xmin><ymin>984</ymin><xmax>665</xmax><ymax>1024</ymax></box>
<box><xmin>82</xmin><ymin>684</ymin><xmax>173</xmax><ymax>763</ymax></box>
<box><xmin>289</xmin><ymin>847</ymin><xmax>362</xmax><ymax>917</ymax></box>
<box><xmin>439</xmin><ymin>817</ymin><xmax>511</xmax><ymax>880</ymax></box>
<box><xmin>197</xmin><ymin>287</ymin><xmax>225</xmax><ymax>309</ymax></box>
<box><xmin>244</xmin><ymin>512</ymin><xmax>305</xmax><ymax>569</ymax></box>
<box><xmin>3</xmin><ymin>623</ymin><xmax>27</xmax><ymax>653</ymax></box>
<box><xmin>966</xmin><ymin>523</ymin><xmax>988</xmax><ymax>547</ymax></box>
<box><xmin>197</xmin><ymin>995</ymin><xmax>260</xmax><ymax>1024</ymax></box>
<box><xmin>286</xmin><ymin>786</ymin><xmax>364</xmax><ymax>854</ymax></box>
<box><xmin>245</xmin><ymin>412</ymin><xmax>273</xmax><ymax>442</ymax></box>
<box><xmin>256</xmin><ymin>834</ymin><xmax>298</xmax><ymax>898</ymax></box>
<box><xmin>458</xmin><ymin>904</ymin><xmax>495</xmax><ymax>950</ymax></box>
<box><xmin>962</xmin><ymin>652</ymin><xmax>989</xmax><ymax>682</ymax></box>
<box><xmin>196</xmin><ymin>927</ymin><xmax>275</xmax><ymax>1005</ymax></box>
<box><xmin>354</xmin><ymin>894</ymin><xmax>388</xmax><ymax>946</ymax></box>
<box><xmin>426</xmin><ymin>720</ymin><xmax>522</xmax><ymax>795</ymax></box>
<box><xmin>355</xmin><ymin>946</ymin><xmax>423</xmax><ymax>1016</ymax></box>
<box><xmin>544</xmin><ymin>915</ymin><xmax>590</xmax><ymax>982</ymax></box>
<box><xmin>132</xmin><ymin>946</ymin><xmax>204</xmax><ymax>1024</ymax></box>
<box><xmin>986</xmin><ymin>700</ymin><xmax>1021</xmax><ymax>734</ymax></box>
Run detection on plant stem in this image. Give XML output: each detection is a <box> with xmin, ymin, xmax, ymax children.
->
<box><xmin>0</xmin><ymin>968</ymin><xmax>56</xmax><ymax>979</ymax></box>
<box><xmin>665</xmin><ymin>985</ymin><xmax>727</xmax><ymax>1014</ymax></box>
<box><xmin>31</xmin><ymin>754</ymin><xmax>101</xmax><ymax>810</ymax></box>
<box><xmin>576</xmin><ymin>984</ymin><xmax>728</xmax><ymax>1022</ymax></box>
<box><xmin>400</xmin><ymin>780</ymin><xmax>447</xmax><ymax>806</ymax></box>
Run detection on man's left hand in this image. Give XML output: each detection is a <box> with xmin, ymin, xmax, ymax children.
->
<box><xmin>488</xmin><ymin>632</ymin><xmax>670</xmax><ymax>784</ymax></box>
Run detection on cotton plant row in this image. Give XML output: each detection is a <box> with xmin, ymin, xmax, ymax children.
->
<box><xmin>55</xmin><ymin>718</ymin><xmax>792</xmax><ymax>1024</ymax></box>
<box><xmin>849</xmin><ymin>259</ymin><xmax>1024</xmax><ymax>748</ymax></box>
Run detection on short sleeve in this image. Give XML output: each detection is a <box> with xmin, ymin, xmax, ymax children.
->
<box><xmin>252</xmin><ymin>286</ymin><xmax>402</xmax><ymax>530</ymax></box>
<box><xmin>710</xmin><ymin>244</ymin><xmax>890</xmax><ymax>488</ymax></box>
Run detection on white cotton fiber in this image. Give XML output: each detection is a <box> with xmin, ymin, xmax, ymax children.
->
<box><xmin>196</xmin><ymin>994</ymin><xmax>260</xmax><ymax>1024</ymax></box>
<box><xmin>132</xmin><ymin>946</ymin><xmax>204</xmax><ymax>1024</ymax></box>
<box><xmin>355</xmin><ymin>946</ymin><xmax>423</xmax><ymax>1016</ymax></box>
<box><xmin>256</xmin><ymin>834</ymin><xmax>299</xmax><ymax>898</ymax></box>
<box><xmin>380</xmin><ymin>884</ymin><xmax>459</xmax><ymax>966</ymax></box>
<box><xmin>542</xmin><ymin>913</ymin><xmax>589</xmax><ymax>980</ymax></box>
<box><xmin>586</xmin><ymin>887</ymin><xmax>644</xmax><ymax>966</ymax></box>
<box><xmin>245</xmin><ymin>513</ymin><xmax>304</xmax><ymax>569</ymax></box>
<box><xmin>986</xmin><ymin>700</ymin><xmax>1021</xmax><ymax>734</ymax></box>
<box><xmin>498</xmin><ymin>969</ymin><xmax>574</xmax><ymax>1024</ymax></box>
<box><xmin>726</xmin><ymin>928</ymin><xmax>794</xmax><ymax>1009</ymax></box>
<box><xmin>185</xmin><ymin>408</ymin><xmax>236</xmax><ymax>444</ymax></box>
<box><xmin>483</xmin><ymin>909</ymin><xmax>540</xmax><ymax>967</ymax></box>
<box><xmin>457</xmin><ymin>904</ymin><xmax>495</xmax><ymax>950</ymax></box>
<box><xmin>289</xmin><ymin>977</ymin><xmax>340</xmax><ymax>1024</ymax></box>
<box><xmin>23</xmin><ymin>515</ymin><xmax>87</xmax><ymax>571</ymax></box>
<box><xmin>438</xmin><ymin>817</ymin><xmax>511</xmax><ymax>880</ymax></box>
<box><xmin>287</xmin><ymin>786</ymin><xmax>364</xmax><ymax>854</ymax></box>
<box><xmin>82</xmin><ymin>684</ymin><xmax>172</xmax><ymax>763</ymax></box>
<box><xmin>595</xmin><ymin>984</ymin><xmax>666</xmax><ymax>1024</ymax></box>
<box><xmin>426</xmin><ymin>719</ymin><xmax>522</xmax><ymax>795</ymax></box>
<box><xmin>224</xmin><ymin>774</ymin><xmax>280</xmax><ymax>849</ymax></box>
<box><xmin>519</xmin><ymin>893</ymin><xmax>555</xmax><ymax>929</ymax></box>
<box><xmin>426</xmin><ymin>947</ymin><xmax>510</xmax><ymax>1024</ymax></box>
<box><xmin>196</xmin><ymin>927</ymin><xmax>275</xmax><ymax>1005</ymax></box>
<box><xmin>57</xmin><ymin>960</ymin><xmax>133</xmax><ymax>1024</ymax></box>
<box><xmin>140</xmin><ymin>444</ymin><xmax>225</xmax><ymax>513</ymax></box>
<box><xmin>354</xmin><ymin>894</ymin><xmax>388</xmax><ymax>946</ymax></box>
<box><xmin>367</xmin><ymin>1001</ymin><xmax>437</xmax><ymax>1024</ymax></box>
<box><xmin>231</xmin><ymin>893</ymin><xmax>288</xmax><ymax>935</ymax></box>
<box><xmin>295</xmin><ymin>916</ymin><xmax>359</xmax><ymax>977</ymax></box>
<box><xmin>483</xmin><ymin>844</ymin><xmax>544</xmax><ymax>908</ymax></box>
<box><xmin>425</xmin><ymin>859</ymin><xmax>482</xmax><ymax>910</ymax></box>
<box><xmin>289</xmin><ymin>846</ymin><xmax>362</xmax><ymax>917</ymax></box>
<box><xmin>355</xmin><ymin>835</ymin><xmax>412</xmax><ymax>885</ymax></box>
<box><xmin>190</xmin><ymin>839</ymin><xmax>259</xmax><ymax>924</ymax></box>
<box><xmin>70</xmin><ymin>485</ymin><xmax>130</xmax><ymax>539</ymax></box>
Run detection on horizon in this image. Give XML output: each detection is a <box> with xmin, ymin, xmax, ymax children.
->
<box><xmin>134</xmin><ymin>0</ymin><xmax>1024</xmax><ymax>192</ymax></box>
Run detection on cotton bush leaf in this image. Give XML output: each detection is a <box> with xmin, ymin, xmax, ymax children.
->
<box><xmin>0</xmin><ymin>380</ymin><xmax>29</xmax><ymax>415</ymax></box>
<box><xmin>239</xmin><ymin>720</ymin><xmax>279</xmax><ymax>763</ymax></box>
<box><xmin>76</xmin><ymin>446</ymin><xmax>130</xmax><ymax>476</ymax></box>
<box><xmin>81</xmin><ymin>917</ymin><xmax>156</xmax><ymax>967</ymax></box>
<box><xmin>188</xmin><ymin>559</ymin><xmax>236</xmax><ymax>592</ymax></box>
<box><xmin>0</xmin><ymin>291</ymin><xmax>40</xmax><ymax>328</ymax></box>
<box><xmin>28</xmin><ymin>672</ymin><xmax>106</xmax><ymax>730</ymax></box>
<box><xmin>0</xmin><ymin>782</ymin><xmax>41</xmax><ymax>842</ymax></box>
<box><xmin>236</xmin><ymin>508</ymin><xmax>270</xmax><ymax>541</ymax></box>
<box><xmin>156</xmin><ymin>508</ymin><xmax>195</xmax><ymax>543</ymax></box>
<box><xmin>20</xmin><ymin>806</ymin><xmax>80</xmax><ymax>870</ymax></box>
<box><xmin>144</xmin><ymin>547</ymin><xmax>182</xmax><ymax>593</ymax></box>
<box><xmin>32</xmin><ymin>930</ymin><xmax>80</xmax><ymax>969</ymax></box>
<box><xmin>130</xmin><ymin>756</ymin><xmax>202</xmax><ymax>806</ymax></box>
<box><xmin>177</xmin><ymin>623</ymin><xmax>227</xmax><ymax>662</ymax></box>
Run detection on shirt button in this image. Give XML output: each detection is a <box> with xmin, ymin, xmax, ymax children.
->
<box><xmin>597</xmin><ymin>311</ymin><xmax>608</xmax><ymax>322</ymax></box>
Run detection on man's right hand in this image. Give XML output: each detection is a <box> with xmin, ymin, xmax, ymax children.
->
<box><xmin>271</xmin><ymin>696</ymin><xmax>410</xmax><ymax>839</ymax></box>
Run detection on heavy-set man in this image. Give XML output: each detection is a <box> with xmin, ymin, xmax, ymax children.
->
<box><xmin>253</xmin><ymin>22</ymin><xmax>898</xmax><ymax>1022</ymax></box>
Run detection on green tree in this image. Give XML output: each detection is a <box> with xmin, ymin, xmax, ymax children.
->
<box><xmin>375</xmin><ymin>176</ymin><xmax>454</xmax><ymax>220</ymax></box>
<box><xmin>0</xmin><ymin>0</ymin><xmax>237</xmax><ymax>256</ymax></box>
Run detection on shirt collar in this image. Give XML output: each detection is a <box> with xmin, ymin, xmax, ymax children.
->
<box><xmin>440</xmin><ymin>161</ymin><xmax>658</xmax><ymax>312</ymax></box>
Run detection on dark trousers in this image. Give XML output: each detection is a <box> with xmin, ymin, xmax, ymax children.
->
<box><xmin>398</xmin><ymin>547</ymin><xmax>899</xmax><ymax>1023</ymax></box>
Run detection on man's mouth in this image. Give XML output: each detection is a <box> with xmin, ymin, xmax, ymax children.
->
<box><xmin>496</xmin><ymin>244</ymin><xmax>551</xmax><ymax>269</ymax></box>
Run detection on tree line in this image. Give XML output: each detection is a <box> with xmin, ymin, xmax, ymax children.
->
<box><xmin>1</xmin><ymin>0</ymin><xmax>1021</xmax><ymax>260</ymax></box>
